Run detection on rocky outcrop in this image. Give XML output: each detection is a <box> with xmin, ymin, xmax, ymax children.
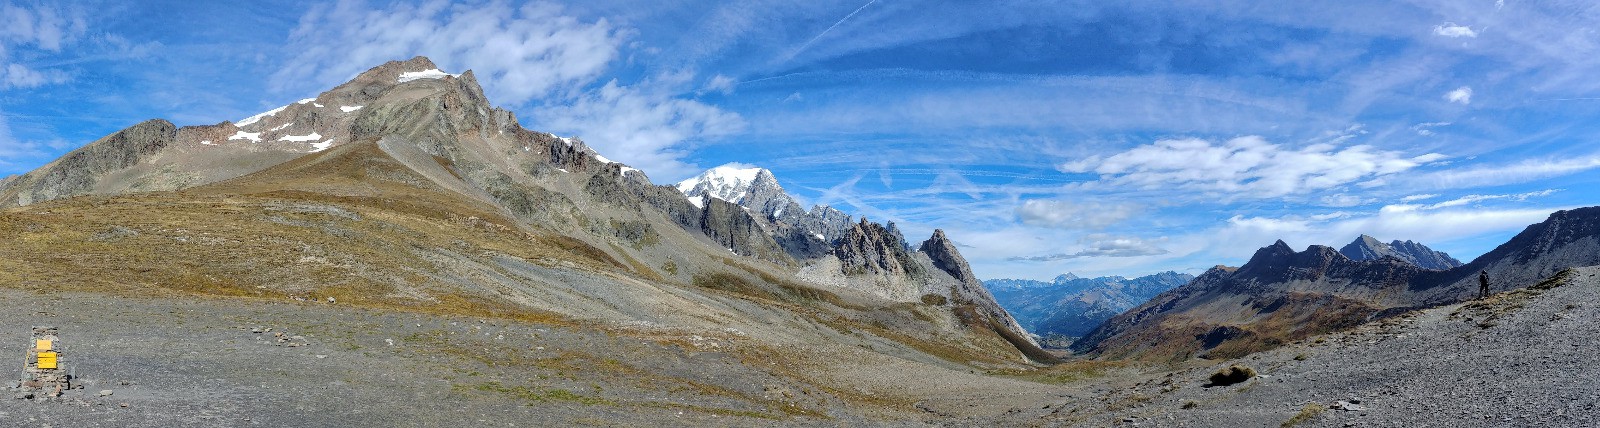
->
<box><xmin>0</xmin><ymin>119</ymin><xmax>177</xmax><ymax>207</ymax></box>
<box><xmin>885</xmin><ymin>222</ymin><xmax>909</xmax><ymax>251</ymax></box>
<box><xmin>917</xmin><ymin>229</ymin><xmax>1051</xmax><ymax>361</ymax></box>
<box><xmin>1339</xmin><ymin>235</ymin><xmax>1462</xmax><ymax>270</ymax></box>
<box><xmin>919</xmin><ymin>229</ymin><xmax>972</xmax><ymax>284</ymax></box>
<box><xmin>834</xmin><ymin>218</ymin><xmax>919</xmax><ymax>277</ymax></box>
<box><xmin>699</xmin><ymin>197</ymin><xmax>791</xmax><ymax>264</ymax></box>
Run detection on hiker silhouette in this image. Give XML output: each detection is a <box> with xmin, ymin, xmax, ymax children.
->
<box><xmin>1478</xmin><ymin>270</ymin><xmax>1490</xmax><ymax>299</ymax></box>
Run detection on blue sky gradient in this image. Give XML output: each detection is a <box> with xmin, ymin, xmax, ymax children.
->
<box><xmin>4</xmin><ymin>0</ymin><xmax>1600</xmax><ymax>280</ymax></box>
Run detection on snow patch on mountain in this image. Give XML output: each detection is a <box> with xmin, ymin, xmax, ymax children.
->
<box><xmin>228</xmin><ymin>131</ymin><xmax>262</xmax><ymax>143</ymax></box>
<box><xmin>397</xmin><ymin>69</ymin><xmax>459</xmax><ymax>83</ymax></box>
<box><xmin>340</xmin><ymin>105</ymin><xmax>363</xmax><ymax>113</ymax></box>
<box><xmin>236</xmin><ymin>105</ymin><xmax>288</xmax><ymax>127</ymax></box>
<box><xmin>310</xmin><ymin>139</ymin><xmax>334</xmax><ymax>152</ymax></box>
<box><xmin>279</xmin><ymin>132</ymin><xmax>322</xmax><ymax>143</ymax></box>
<box><xmin>676</xmin><ymin>163</ymin><xmax>765</xmax><ymax>204</ymax></box>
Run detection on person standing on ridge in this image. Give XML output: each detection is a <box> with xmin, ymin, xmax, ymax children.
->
<box><xmin>1478</xmin><ymin>270</ymin><xmax>1490</xmax><ymax>299</ymax></box>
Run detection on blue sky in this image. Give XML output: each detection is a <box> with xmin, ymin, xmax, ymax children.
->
<box><xmin>4</xmin><ymin>1</ymin><xmax>1600</xmax><ymax>281</ymax></box>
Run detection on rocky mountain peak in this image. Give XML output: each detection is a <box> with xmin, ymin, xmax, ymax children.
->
<box><xmin>675</xmin><ymin>164</ymin><xmax>855</xmax><ymax>255</ymax></box>
<box><xmin>1052</xmin><ymin>273</ymin><xmax>1081</xmax><ymax>283</ymax></box>
<box><xmin>919</xmin><ymin>229</ymin><xmax>975</xmax><ymax>285</ymax></box>
<box><xmin>1338</xmin><ymin>234</ymin><xmax>1463</xmax><ymax>270</ymax></box>
<box><xmin>833</xmin><ymin>218</ymin><xmax>914</xmax><ymax>276</ymax></box>
<box><xmin>885</xmin><ymin>221</ymin><xmax>909</xmax><ymax>250</ymax></box>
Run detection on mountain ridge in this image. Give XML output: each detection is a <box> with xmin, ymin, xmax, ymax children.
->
<box><xmin>1073</xmin><ymin>214</ymin><xmax>1600</xmax><ymax>361</ymax></box>
<box><xmin>0</xmin><ymin>55</ymin><xmax>1047</xmax><ymax>368</ymax></box>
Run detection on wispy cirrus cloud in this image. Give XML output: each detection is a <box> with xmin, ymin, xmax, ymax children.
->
<box><xmin>1387</xmin><ymin>189</ymin><xmax>1560</xmax><ymax>211</ymax></box>
<box><xmin>1397</xmin><ymin>156</ymin><xmax>1600</xmax><ymax>190</ymax></box>
<box><xmin>1059</xmin><ymin>136</ymin><xmax>1446</xmax><ymax>199</ymax></box>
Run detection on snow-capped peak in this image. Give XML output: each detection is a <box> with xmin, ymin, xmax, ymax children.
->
<box><xmin>676</xmin><ymin>163</ymin><xmax>768</xmax><ymax>204</ymax></box>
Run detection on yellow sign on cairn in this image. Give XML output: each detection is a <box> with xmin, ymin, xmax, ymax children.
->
<box><xmin>35</xmin><ymin>339</ymin><xmax>51</xmax><ymax>351</ymax></box>
<box><xmin>37</xmin><ymin>351</ymin><xmax>57</xmax><ymax>369</ymax></box>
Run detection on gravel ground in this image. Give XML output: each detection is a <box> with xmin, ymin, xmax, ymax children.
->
<box><xmin>0</xmin><ymin>290</ymin><xmax>875</xmax><ymax>427</ymax></box>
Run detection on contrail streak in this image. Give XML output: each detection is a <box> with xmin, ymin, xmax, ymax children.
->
<box><xmin>783</xmin><ymin>0</ymin><xmax>877</xmax><ymax>63</ymax></box>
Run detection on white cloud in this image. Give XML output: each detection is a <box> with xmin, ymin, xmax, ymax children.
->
<box><xmin>1</xmin><ymin>63</ymin><xmax>68</xmax><ymax>89</ymax></box>
<box><xmin>1433</xmin><ymin>23</ymin><xmax>1479</xmax><ymax>38</ymax></box>
<box><xmin>0</xmin><ymin>3</ymin><xmax>85</xmax><ymax>52</ymax></box>
<box><xmin>1007</xmin><ymin>236</ymin><xmax>1168</xmax><ymax>261</ymax></box>
<box><xmin>1060</xmin><ymin>136</ymin><xmax>1443</xmax><ymax>199</ymax></box>
<box><xmin>535</xmin><ymin>79</ymin><xmax>745</xmax><ymax>181</ymax></box>
<box><xmin>1400</xmin><ymin>156</ymin><xmax>1600</xmax><ymax>190</ymax></box>
<box><xmin>1417</xmin><ymin>189</ymin><xmax>1559</xmax><ymax>209</ymax></box>
<box><xmin>1015</xmin><ymin>199</ymin><xmax>1141</xmax><ymax>230</ymax></box>
<box><xmin>1446</xmin><ymin>86</ymin><xmax>1473</xmax><ymax>104</ymax></box>
<box><xmin>1400</xmin><ymin>193</ymin><xmax>1438</xmax><ymax>202</ymax></box>
<box><xmin>274</xmin><ymin>0</ymin><xmax>624</xmax><ymax>105</ymax></box>
<box><xmin>0</xmin><ymin>3</ymin><xmax>85</xmax><ymax>89</ymax></box>
<box><xmin>703</xmin><ymin>74</ymin><xmax>737</xmax><ymax>94</ymax></box>
<box><xmin>1320</xmin><ymin>193</ymin><xmax>1367</xmax><ymax>207</ymax></box>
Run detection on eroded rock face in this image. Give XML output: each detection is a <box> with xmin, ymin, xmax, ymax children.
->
<box><xmin>699</xmin><ymin>197</ymin><xmax>791</xmax><ymax>263</ymax></box>
<box><xmin>920</xmin><ymin>229</ymin><xmax>973</xmax><ymax>285</ymax></box>
<box><xmin>834</xmin><ymin>218</ymin><xmax>918</xmax><ymax>277</ymax></box>
<box><xmin>0</xmin><ymin>119</ymin><xmax>177</xmax><ymax>207</ymax></box>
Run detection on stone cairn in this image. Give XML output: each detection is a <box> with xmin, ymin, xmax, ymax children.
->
<box><xmin>13</xmin><ymin>326</ymin><xmax>70</xmax><ymax>399</ymax></box>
